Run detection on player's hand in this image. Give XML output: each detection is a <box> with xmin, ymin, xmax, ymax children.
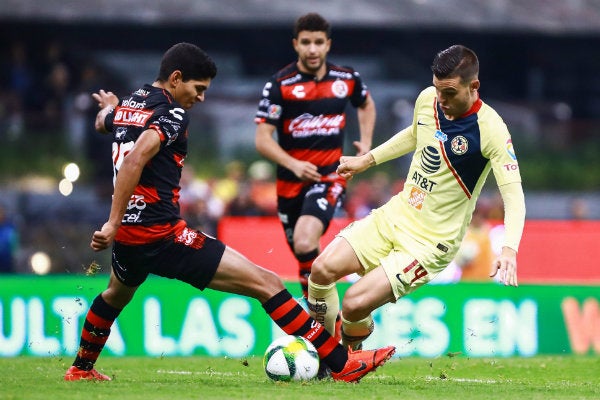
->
<box><xmin>290</xmin><ymin>159</ymin><xmax>321</xmax><ymax>182</ymax></box>
<box><xmin>490</xmin><ymin>246</ymin><xmax>518</xmax><ymax>287</ymax></box>
<box><xmin>352</xmin><ymin>140</ymin><xmax>371</xmax><ymax>156</ymax></box>
<box><xmin>92</xmin><ymin>89</ymin><xmax>119</xmax><ymax>109</ymax></box>
<box><xmin>91</xmin><ymin>222</ymin><xmax>119</xmax><ymax>252</ymax></box>
<box><xmin>92</xmin><ymin>89</ymin><xmax>120</xmax><ymax>133</ymax></box>
<box><xmin>337</xmin><ymin>153</ymin><xmax>374</xmax><ymax>180</ymax></box>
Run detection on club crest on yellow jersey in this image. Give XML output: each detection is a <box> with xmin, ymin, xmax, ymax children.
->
<box><xmin>450</xmin><ymin>135</ymin><xmax>468</xmax><ymax>155</ymax></box>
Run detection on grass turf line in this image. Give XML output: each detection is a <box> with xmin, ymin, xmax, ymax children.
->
<box><xmin>0</xmin><ymin>355</ymin><xmax>598</xmax><ymax>400</ymax></box>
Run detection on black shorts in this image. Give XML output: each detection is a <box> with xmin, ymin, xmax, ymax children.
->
<box><xmin>277</xmin><ymin>181</ymin><xmax>345</xmax><ymax>248</ymax></box>
<box><xmin>111</xmin><ymin>227</ymin><xmax>225</xmax><ymax>289</ymax></box>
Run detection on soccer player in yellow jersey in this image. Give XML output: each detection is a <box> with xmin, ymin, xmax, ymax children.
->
<box><xmin>307</xmin><ymin>44</ymin><xmax>526</xmax><ymax>350</ymax></box>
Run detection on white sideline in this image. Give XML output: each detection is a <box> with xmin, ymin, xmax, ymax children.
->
<box><xmin>156</xmin><ymin>369</ymin><xmax>251</xmax><ymax>377</ymax></box>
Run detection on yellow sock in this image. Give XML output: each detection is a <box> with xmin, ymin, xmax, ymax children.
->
<box><xmin>307</xmin><ymin>277</ymin><xmax>339</xmax><ymax>336</ymax></box>
<box><xmin>341</xmin><ymin>314</ymin><xmax>374</xmax><ymax>350</ymax></box>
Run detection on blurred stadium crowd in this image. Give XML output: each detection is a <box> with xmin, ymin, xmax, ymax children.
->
<box><xmin>0</xmin><ymin>2</ymin><xmax>599</xmax><ymax>275</ymax></box>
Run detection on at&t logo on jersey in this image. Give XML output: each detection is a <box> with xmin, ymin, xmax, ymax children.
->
<box><xmin>411</xmin><ymin>171</ymin><xmax>438</xmax><ymax>192</ymax></box>
<box><xmin>420</xmin><ymin>146</ymin><xmax>441</xmax><ymax>174</ymax></box>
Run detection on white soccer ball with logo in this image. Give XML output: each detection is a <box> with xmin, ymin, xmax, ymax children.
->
<box><xmin>263</xmin><ymin>335</ymin><xmax>320</xmax><ymax>381</ymax></box>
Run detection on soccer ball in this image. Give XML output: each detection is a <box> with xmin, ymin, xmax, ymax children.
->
<box><xmin>263</xmin><ymin>335</ymin><xmax>320</xmax><ymax>381</ymax></box>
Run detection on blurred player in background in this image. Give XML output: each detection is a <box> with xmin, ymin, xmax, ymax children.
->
<box><xmin>307</xmin><ymin>45</ymin><xmax>526</xmax><ymax>350</ymax></box>
<box><xmin>254</xmin><ymin>13</ymin><xmax>375</xmax><ymax>318</ymax></box>
<box><xmin>64</xmin><ymin>42</ymin><xmax>394</xmax><ymax>383</ymax></box>
<box><xmin>0</xmin><ymin>204</ymin><xmax>19</xmax><ymax>273</ymax></box>
<box><xmin>457</xmin><ymin>198</ymin><xmax>495</xmax><ymax>281</ymax></box>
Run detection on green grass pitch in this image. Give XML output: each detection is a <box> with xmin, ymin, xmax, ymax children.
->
<box><xmin>1</xmin><ymin>355</ymin><xmax>598</xmax><ymax>399</ymax></box>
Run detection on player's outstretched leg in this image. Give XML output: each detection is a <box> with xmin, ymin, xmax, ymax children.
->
<box><xmin>262</xmin><ymin>288</ymin><xmax>395</xmax><ymax>382</ymax></box>
<box><xmin>331</xmin><ymin>346</ymin><xmax>396</xmax><ymax>383</ymax></box>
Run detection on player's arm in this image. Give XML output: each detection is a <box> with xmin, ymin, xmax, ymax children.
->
<box><xmin>370</xmin><ymin>125</ymin><xmax>415</xmax><ymax>164</ymax></box>
<box><xmin>92</xmin><ymin>89</ymin><xmax>119</xmax><ymax>133</ymax></box>
<box><xmin>91</xmin><ymin>129</ymin><xmax>161</xmax><ymax>251</ymax></box>
<box><xmin>353</xmin><ymin>95</ymin><xmax>376</xmax><ymax>156</ymax></box>
<box><xmin>489</xmin><ymin>181</ymin><xmax>526</xmax><ymax>287</ymax></box>
<box><xmin>255</xmin><ymin>122</ymin><xmax>321</xmax><ymax>182</ymax></box>
<box><xmin>337</xmin><ymin>125</ymin><xmax>415</xmax><ymax>180</ymax></box>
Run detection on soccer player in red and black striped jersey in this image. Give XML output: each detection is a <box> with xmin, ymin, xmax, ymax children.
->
<box><xmin>64</xmin><ymin>42</ymin><xmax>394</xmax><ymax>383</ymax></box>
<box><xmin>254</xmin><ymin>13</ymin><xmax>376</xmax><ymax>323</ymax></box>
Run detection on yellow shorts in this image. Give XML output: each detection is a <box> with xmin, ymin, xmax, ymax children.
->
<box><xmin>338</xmin><ymin>208</ymin><xmax>448</xmax><ymax>300</ymax></box>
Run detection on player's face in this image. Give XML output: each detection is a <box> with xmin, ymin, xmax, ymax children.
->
<box><xmin>293</xmin><ymin>31</ymin><xmax>331</xmax><ymax>76</ymax></box>
<box><xmin>174</xmin><ymin>78</ymin><xmax>212</xmax><ymax>109</ymax></box>
<box><xmin>433</xmin><ymin>75</ymin><xmax>480</xmax><ymax>120</ymax></box>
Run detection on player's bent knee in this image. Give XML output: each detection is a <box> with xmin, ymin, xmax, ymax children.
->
<box><xmin>312</xmin><ymin>250</ymin><xmax>348</xmax><ymax>283</ymax></box>
<box><xmin>293</xmin><ymin>240</ymin><xmax>314</xmax><ymax>256</ymax></box>
<box><xmin>309</xmin><ymin>257</ymin><xmax>333</xmax><ymax>284</ymax></box>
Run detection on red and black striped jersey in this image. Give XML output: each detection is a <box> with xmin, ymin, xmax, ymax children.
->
<box><xmin>255</xmin><ymin>62</ymin><xmax>370</xmax><ymax>198</ymax></box>
<box><xmin>104</xmin><ymin>84</ymin><xmax>189</xmax><ymax>244</ymax></box>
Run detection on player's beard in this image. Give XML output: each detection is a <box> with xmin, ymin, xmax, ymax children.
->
<box><xmin>299</xmin><ymin>56</ymin><xmax>324</xmax><ymax>75</ymax></box>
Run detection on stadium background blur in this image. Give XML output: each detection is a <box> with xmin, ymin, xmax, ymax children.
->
<box><xmin>0</xmin><ymin>0</ymin><xmax>599</xmax><ymax>275</ymax></box>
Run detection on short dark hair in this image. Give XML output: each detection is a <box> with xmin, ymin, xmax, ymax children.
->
<box><xmin>431</xmin><ymin>45</ymin><xmax>479</xmax><ymax>83</ymax></box>
<box><xmin>294</xmin><ymin>13</ymin><xmax>331</xmax><ymax>38</ymax></box>
<box><xmin>157</xmin><ymin>42</ymin><xmax>217</xmax><ymax>82</ymax></box>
